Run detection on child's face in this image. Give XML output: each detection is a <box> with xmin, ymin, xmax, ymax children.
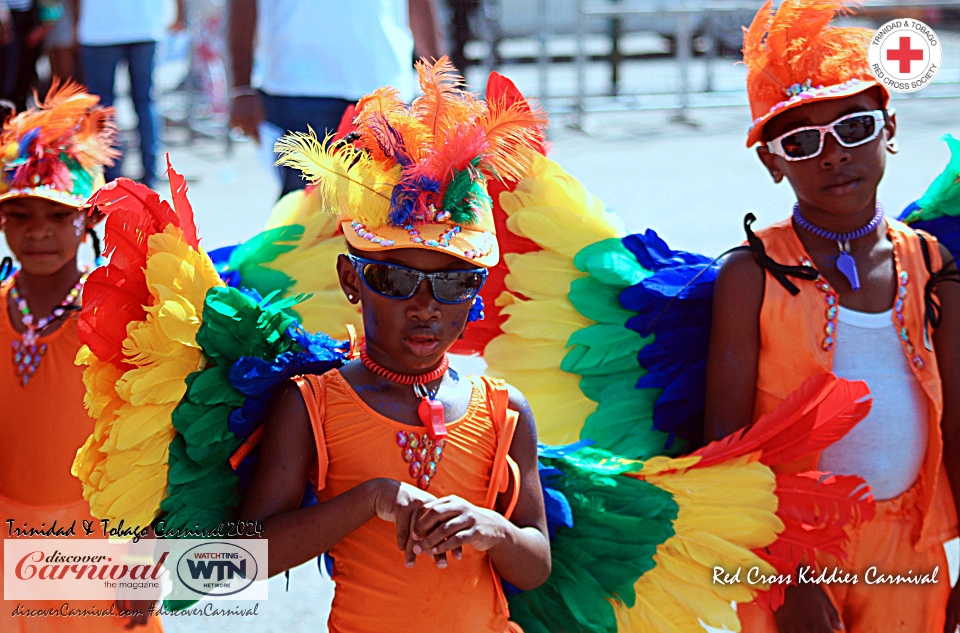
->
<box><xmin>337</xmin><ymin>247</ymin><xmax>479</xmax><ymax>372</ymax></box>
<box><xmin>757</xmin><ymin>89</ymin><xmax>894</xmax><ymax>216</ymax></box>
<box><xmin>0</xmin><ymin>197</ymin><xmax>86</xmax><ymax>276</ymax></box>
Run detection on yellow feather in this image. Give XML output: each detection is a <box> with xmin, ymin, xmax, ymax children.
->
<box><xmin>615</xmin><ymin>459</ymin><xmax>785</xmax><ymax>631</ymax></box>
<box><xmin>258</xmin><ymin>190</ymin><xmax>365</xmax><ymax>338</ymax></box>
<box><xmin>274</xmin><ymin>129</ymin><xmax>398</xmax><ymax>227</ymax></box>
<box><xmin>503</xmin><ymin>250</ymin><xmax>583</xmax><ymax>300</ymax></box>
<box><xmin>499</xmin><ymin>296</ymin><xmax>593</xmax><ymax>342</ymax></box>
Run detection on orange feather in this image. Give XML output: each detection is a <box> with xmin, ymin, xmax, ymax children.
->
<box><xmin>479</xmin><ymin>97</ymin><xmax>550</xmax><ymax>183</ymax></box>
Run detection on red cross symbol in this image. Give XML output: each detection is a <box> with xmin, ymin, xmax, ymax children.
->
<box><xmin>887</xmin><ymin>36</ymin><xmax>924</xmax><ymax>74</ymax></box>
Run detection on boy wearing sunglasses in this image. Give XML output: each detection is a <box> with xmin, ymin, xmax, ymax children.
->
<box><xmin>705</xmin><ymin>1</ymin><xmax>960</xmax><ymax>632</ymax></box>
<box><xmin>240</xmin><ymin>60</ymin><xmax>552</xmax><ymax>632</ymax></box>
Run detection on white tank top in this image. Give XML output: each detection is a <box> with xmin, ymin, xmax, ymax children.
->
<box><xmin>817</xmin><ymin>305</ymin><xmax>928</xmax><ymax>500</ymax></box>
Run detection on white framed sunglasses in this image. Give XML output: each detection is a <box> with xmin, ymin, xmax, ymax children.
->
<box><xmin>766</xmin><ymin>109</ymin><xmax>890</xmax><ymax>161</ymax></box>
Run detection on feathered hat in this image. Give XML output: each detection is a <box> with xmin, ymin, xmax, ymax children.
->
<box><xmin>274</xmin><ymin>57</ymin><xmax>548</xmax><ymax>268</ymax></box>
<box><xmin>0</xmin><ymin>80</ymin><xmax>118</xmax><ymax>208</ymax></box>
<box><xmin>743</xmin><ymin>0</ymin><xmax>890</xmax><ymax>147</ymax></box>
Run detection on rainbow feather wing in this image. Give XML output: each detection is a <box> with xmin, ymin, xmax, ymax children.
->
<box><xmin>514</xmin><ymin>375</ymin><xmax>873</xmax><ymax>633</ymax></box>
<box><xmin>74</xmin><ymin>169</ymin><xmax>349</xmax><ymax>537</ymax></box>
<box><xmin>899</xmin><ymin>134</ymin><xmax>960</xmax><ymax>258</ymax></box>
<box><xmin>74</xmin><ymin>173</ymin><xmax>218</xmax><ymax>528</ymax></box>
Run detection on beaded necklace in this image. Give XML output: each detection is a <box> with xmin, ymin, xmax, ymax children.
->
<box><xmin>359</xmin><ymin>347</ymin><xmax>451</xmax><ymax>490</ymax></box>
<box><xmin>9</xmin><ymin>271</ymin><xmax>88</xmax><ymax>386</ymax></box>
<box><xmin>792</xmin><ymin>203</ymin><xmax>884</xmax><ymax>292</ymax></box>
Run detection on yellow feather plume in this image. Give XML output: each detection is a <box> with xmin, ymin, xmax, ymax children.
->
<box><xmin>274</xmin><ymin>129</ymin><xmax>398</xmax><ymax>227</ymax></box>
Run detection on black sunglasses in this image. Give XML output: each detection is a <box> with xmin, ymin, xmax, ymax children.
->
<box><xmin>347</xmin><ymin>255</ymin><xmax>487</xmax><ymax>304</ymax></box>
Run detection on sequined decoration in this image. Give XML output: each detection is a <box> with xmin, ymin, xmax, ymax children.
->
<box><xmin>9</xmin><ymin>271</ymin><xmax>87</xmax><ymax>386</ymax></box>
<box><xmin>397</xmin><ymin>430</ymin><xmax>445</xmax><ymax>490</ymax></box>
<box><xmin>11</xmin><ymin>339</ymin><xmax>47</xmax><ymax>386</ymax></box>
<box><xmin>893</xmin><ymin>271</ymin><xmax>924</xmax><ymax>370</ymax></box>
<box><xmin>800</xmin><ymin>257</ymin><xmax>840</xmax><ymax>352</ymax></box>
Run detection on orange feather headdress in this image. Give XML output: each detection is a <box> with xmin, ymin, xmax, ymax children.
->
<box><xmin>274</xmin><ymin>57</ymin><xmax>547</xmax><ymax>268</ymax></box>
<box><xmin>743</xmin><ymin>0</ymin><xmax>890</xmax><ymax>147</ymax></box>
<box><xmin>0</xmin><ymin>80</ymin><xmax>118</xmax><ymax>207</ymax></box>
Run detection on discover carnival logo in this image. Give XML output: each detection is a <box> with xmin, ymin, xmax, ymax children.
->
<box><xmin>869</xmin><ymin>19</ymin><xmax>942</xmax><ymax>93</ymax></box>
<box><xmin>4</xmin><ymin>539</ymin><xmax>267</xmax><ymax>601</ymax></box>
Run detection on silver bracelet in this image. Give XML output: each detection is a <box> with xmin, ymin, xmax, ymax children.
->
<box><xmin>229</xmin><ymin>86</ymin><xmax>260</xmax><ymax>99</ymax></box>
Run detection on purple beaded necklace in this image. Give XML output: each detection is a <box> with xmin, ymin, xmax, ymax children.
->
<box><xmin>792</xmin><ymin>203</ymin><xmax>884</xmax><ymax>292</ymax></box>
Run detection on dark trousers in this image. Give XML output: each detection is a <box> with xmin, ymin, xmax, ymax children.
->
<box><xmin>260</xmin><ymin>92</ymin><xmax>351</xmax><ymax>198</ymax></box>
<box><xmin>0</xmin><ymin>8</ymin><xmax>42</xmax><ymax>111</ymax></box>
<box><xmin>81</xmin><ymin>41</ymin><xmax>158</xmax><ymax>186</ymax></box>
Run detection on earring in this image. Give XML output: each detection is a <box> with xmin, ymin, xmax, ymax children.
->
<box><xmin>886</xmin><ymin>139</ymin><xmax>899</xmax><ymax>154</ymax></box>
<box><xmin>347</xmin><ymin>294</ymin><xmax>355</xmax><ymax>302</ymax></box>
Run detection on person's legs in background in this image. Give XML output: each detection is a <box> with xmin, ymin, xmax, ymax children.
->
<box><xmin>80</xmin><ymin>44</ymin><xmax>123</xmax><ymax>181</ymax></box>
<box><xmin>125</xmin><ymin>41</ymin><xmax>158</xmax><ymax>188</ymax></box>
<box><xmin>260</xmin><ymin>93</ymin><xmax>351</xmax><ymax>198</ymax></box>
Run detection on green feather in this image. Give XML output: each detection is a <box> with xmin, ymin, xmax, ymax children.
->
<box><xmin>508</xmin><ymin>446</ymin><xmax>677</xmax><ymax>633</ymax></box>
<box><xmin>907</xmin><ymin>134</ymin><xmax>960</xmax><ymax>222</ymax></box>
<box><xmin>442</xmin><ymin>160</ymin><xmax>492</xmax><ymax>224</ymax></box>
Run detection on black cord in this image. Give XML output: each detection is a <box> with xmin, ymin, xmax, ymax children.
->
<box><xmin>87</xmin><ymin>227</ymin><xmax>102</xmax><ymax>261</ymax></box>
<box><xmin>643</xmin><ymin>214</ymin><xmax>820</xmax><ymax>334</ymax></box>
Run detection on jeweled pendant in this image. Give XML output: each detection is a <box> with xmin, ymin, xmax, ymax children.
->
<box><xmin>12</xmin><ymin>339</ymin><xmax>46</xmax><ymax>387</ymax></box>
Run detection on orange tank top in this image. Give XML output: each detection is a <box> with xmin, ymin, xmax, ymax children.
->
<box><xmin>295</xmin><ymin>369</ymin><xmax>520</xmax><ymax>633</ymax></box>
<box><xmin>753</xmin><ymin>218</ymin><xmax>958</xmax><ymax>550</ymax></box>
<box><xmin>0</xmin><ymin>279</ymin><xmax>163</xmax><ymax>633</ymax></box>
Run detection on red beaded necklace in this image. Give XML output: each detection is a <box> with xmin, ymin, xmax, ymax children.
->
<box><xmin>359</xmin><ymin>348</ymin><xmax>450</xmax><ymax>442</ymax></box>
<box><xmin>359</xmin><ymin>347</ymin><xmax>449</xmax><ymax>385</ymax></box>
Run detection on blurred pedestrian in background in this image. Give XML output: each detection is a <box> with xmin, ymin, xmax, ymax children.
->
<box><xmin>0</xmin><ymin>0</ymin><xmax>63</xmax><ymax>111</ymax></box>
<box><xmin>44</xmin><ymin>0</ymin><xmax>78</xmax><ymax>83</ymax></box>
<box><xmin>228</xmin><ymin>0</ymin><xmax>445</xmax><ymax>198</ymax></box>
<box><xmin>77</xmin><ymin>0</ymin><xmax>186</xmax><ymax>188</ymax></box>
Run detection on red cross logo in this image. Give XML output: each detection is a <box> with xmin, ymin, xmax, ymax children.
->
<box><xmin>887</xmin><ymin>36</ymin><xmax>924</xmax><ymax>74</ymax></box>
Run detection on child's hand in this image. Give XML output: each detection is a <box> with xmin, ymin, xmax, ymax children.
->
<box><xmin>370</xmin><ymin>479</ymin><xmax>440</xmax><ymax>568</ymax></box>
<box><xmin>775</xmin><ymin>584</ymin><xmax>842</xmax><ymax>632</ymax></box>
<box><xmin>410</xmin><ymin>495</ymin><xmax>507</xmax><ymax>561</ymax></box>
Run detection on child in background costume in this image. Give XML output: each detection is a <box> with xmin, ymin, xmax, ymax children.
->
<box><xmin>240</xmin><ymin>61</ymin><xmax>553</xmax><ymax>633</ymax></box>
<box><xmin>704</xmin><ymin>1</ymin><xmax>960</xmax><ymax>631</ymax></box>
<box><xmin>0</xmin><ymin>82</ymin><xmax>162</xmax><ymax>631</ymax></box>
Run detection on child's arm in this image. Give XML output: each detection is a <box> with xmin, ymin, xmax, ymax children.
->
<box><xmin>933</xmin><ymin>244</ymin><xmax>960</xmax><ymax>633</ymax></box>
<box><xmin>409</xmin><ymin>386</ymin><xmax>552</xmax><ymax>591</ymax></box>
<box><xmin>703</xmin><ymin>250</ymin><xmax>765</xmax><ymax>441</ymax></box>
<box><xmin>241</xmin><ymin>382</ymin><xmax>438</xmax><ymax>577</ymax></box>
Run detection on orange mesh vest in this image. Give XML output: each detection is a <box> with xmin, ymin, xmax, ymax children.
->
<box><xmin>753</xmin><ymin>218</ymin><xmax>958</xmax><ymax>550</ymax></box>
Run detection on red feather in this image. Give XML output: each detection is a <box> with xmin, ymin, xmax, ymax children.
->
<box><xmin>751</xmin><ymin>471</ymin><xmax>875</xmax><ymax>612</ymax></box>
<box><xmin>164</xmin><ymin>157</ymin><xmax>199</xmax><ymax>248</ymax></box>
<box><xmin>77</xmin><ymin>269</ymin><xmax>148</xmax><ymax>366</ymax></box>
<box><xmin>450</xmin><ymin>73</ymin><xmax>546</xmax><ymax>356</ymax></box>
<box><xmin>692</xmin><ymin>374</ymin><xmax>871</xmax><ymax>468</ymax></box>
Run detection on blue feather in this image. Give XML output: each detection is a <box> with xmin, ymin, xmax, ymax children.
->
<box><xmin>619</xmin><ymin>230</ymin><xmax>720</xmax><ymax>450</ymax></box>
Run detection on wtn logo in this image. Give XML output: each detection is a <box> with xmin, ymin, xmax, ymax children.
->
<box><xmin>186</xmin><ymin>559</ymin><xmax>247</xmax><ymax>581</ymax></box>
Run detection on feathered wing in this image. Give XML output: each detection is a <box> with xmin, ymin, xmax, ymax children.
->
<box><xmin>461</xmin><ymin>152</ymin><xmax>878</xmax><ymax>631</ymax></box>
<box><xmin>900</xmin><ymin>134</ymin><xmax>960</xmax><ymax>258</ymax></box>
<box><xmin>509</xmin><ymin>376</ymin><xmax>874</xmax><ymax>633</ymax></box>
<box><xmin>73</xmin><ymin>165</ymin><xmax>348</xmax><ymax>612</ymax></box>
<box><xmin>74</xmin><ymin>169</ymin><xmax>216</xmax><ymax>528</ymax></box>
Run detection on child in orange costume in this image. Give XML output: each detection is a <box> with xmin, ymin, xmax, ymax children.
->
<box><xmin>704</xmin><ymin>2</ymin><xmax>960</xmax><ymax>632</ymax></box>
<box><xmin>240</xmin><ymin>61</ymin><xmax>552</xmax><ymax>632</ymax></box>
<box><xmin>0</xmin><ymin>82</ymin><xmax>162</xmax><ymax>632</ymax></box>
